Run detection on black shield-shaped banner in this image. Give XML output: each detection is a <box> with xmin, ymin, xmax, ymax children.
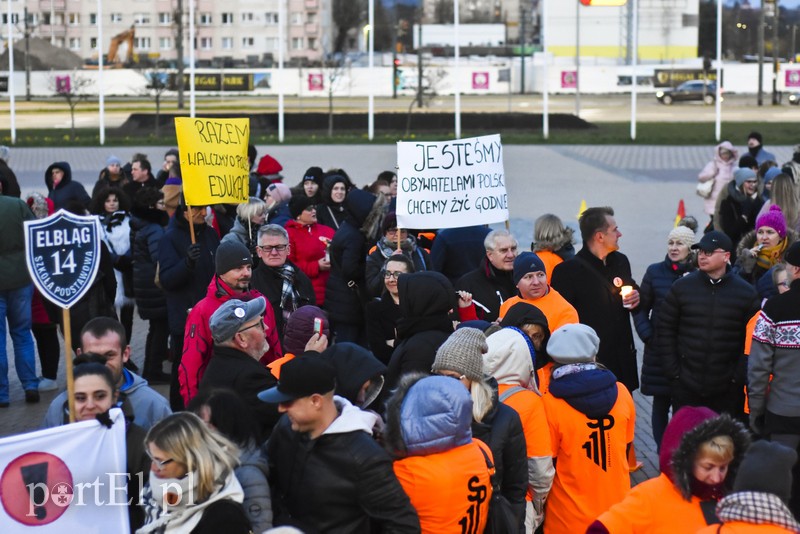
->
<box><xmin>24</xmin><ymin>210</ymin><xmax>101</xmax><ymax>310</ymax></box>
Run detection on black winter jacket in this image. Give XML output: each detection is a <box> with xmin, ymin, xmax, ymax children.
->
<box><xmin>717</xmin><ymin>180</ymin><xmax>765</xmax><ymax>254</ymax></box>
<box><xmin>365</xmin><ymin>295</ymin><xmax>400</xmax><ymax>365</ymax></box>
<box><xmin>656</xmin><ymin>268</ymin><xmax>760</xmax><ymax>396</ymax></box>
<box><xmin>471</xmin><ymin>378</ymin><xmax>528</xmax><ymax>531</ymax></box>
<box><xmin>385</xmin><ymin>271</ymin><xmax>454</xmax><ymax>390</ymax></box>
<box><xmin>364</xmin><ymin>236</ymin><xmax>431</xmax><ymax>298</ymax></box>
<box><xmin>325</xmin><ymin>189</ymin><xmax>383</xmax><ymax>326</ymax></box>
<box><xmin>199</xmin><ymin>345</ymin><xmax>279</xmax><ymax>441</ymax></box>
<box><xmin>456</xmin><ymin>256</ymin><xmax>517</xmax><ymax>322</ymax></box>
<box><xmin>158</xmin><ymin>207</ymin><xmax>220</xmax><ymax>335</ymax></box>
<box><xmin>250</xmin><ymin>260</ymin><xmax>316</xmax><ymax>339</ymax></box>
<box><xmin>130</xmin><ymin>206</ymin><xmax>168</xmax><ymax>320</ymax></box>
<box><xmin>267</xmin><ymin>404</ymin><xmax>420</xmax><ymax>533</ymax></box>
<box><xmin>45</xmin><ymin>161</ymin><xmax>90</xmax><ymax>210</ymax></box>
<box><xmin>551</xmin><ymin>247</ymin><xmax>640</xmax><ymax>392</ymax></box>
<box><xmin>633</xmin><ymin>256</ymin><xmax>694</xmax><ymax>397</ymax></box>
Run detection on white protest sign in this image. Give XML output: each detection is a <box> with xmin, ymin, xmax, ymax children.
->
<box><xmin>396</xmin><ymin>134</ymin><xmax>507</xmax><ymax>229</ymax></box>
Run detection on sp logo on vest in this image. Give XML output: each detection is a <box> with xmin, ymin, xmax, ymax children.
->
<box><xmin>24</xmin><ymin>210</ymin><xmax>101</xmax><ymax>309</ymax></box>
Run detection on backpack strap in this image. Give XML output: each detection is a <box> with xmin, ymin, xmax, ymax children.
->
<box><xmin>499</xmin><ymin>386</ymin><xmax>526</xmax><ymax>403</ymax></box>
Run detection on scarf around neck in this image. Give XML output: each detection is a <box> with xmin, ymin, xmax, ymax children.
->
<box><xmin>716</xmin><ymin>491</ymin><xmax>800</xmax><ymax>532</ymax></box>
<box><xmin>756</xmin><ymin>239</ymin><xmax>788</xmax><ymax>271</ymax></box>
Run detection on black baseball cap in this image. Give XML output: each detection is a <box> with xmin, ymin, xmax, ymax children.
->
<box><xmin>258</xmin><ymin>355</ymin><xmax>336</xmax><ymax>403</ymax></box>
<box><xmin>785</xmin><ymin>241</ymin><xmax>800</xmax><ymax>267</ymax></box>
<box><xmin>691</xmin><ymin>231</ymin><xmax>733</xmax><ymax>254</ymax></box>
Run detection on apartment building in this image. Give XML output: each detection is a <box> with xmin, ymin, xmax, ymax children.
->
<box><xmin>16</xmin><ymin>0</ymin><xmax>331</xmax><ymax>66</ymax></box>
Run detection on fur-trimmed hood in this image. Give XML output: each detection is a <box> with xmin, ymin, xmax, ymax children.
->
<box><xmin>384</xmin><ymin>373</ymin><xmax>473</xmax><ymax>458</ymax></box>
<box><xmin>669</xmin><ymin>412</ymin><xmax>751</xmax><ymax>501</ymax></box>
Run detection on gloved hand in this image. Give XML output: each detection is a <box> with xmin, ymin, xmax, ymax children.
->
<box><xmin>185</xmin><ymin>244</ymin><xmax>201</xmax><ymax>267</ymax></box>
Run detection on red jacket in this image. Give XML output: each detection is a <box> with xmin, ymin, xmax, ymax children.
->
<box><xmin>179</xmin><ymin>277</ymin><xmax>281</xmax><ymax>405</ymax></box>
<box><xmin>285</xmin><ymin>219</ymin><xmax>335</xmax><ymax>306</ymax></box>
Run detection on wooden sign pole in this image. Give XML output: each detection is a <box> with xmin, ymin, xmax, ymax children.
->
<box><xmin>63</xmin><ymin>308</ymin><xmax>75</xmax><ymax>424</ymax></box>
<box><xmin>188</xmin><ymin>205</ymin><xmax>197</xmax><ymax>244</ymax></box>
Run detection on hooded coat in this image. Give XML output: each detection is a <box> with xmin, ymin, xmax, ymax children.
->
<box><xmin>698</xmin><ymin>141</ymin><xmax>740</xmax><ymax>216</ymax></box>
<box><xmin>315</xmin><ymin>174</ymin><xmax>348</xmax><ymax>230</ymax></box>
<box><xmin>484</xmin><ymin>327</ymin><xmax>554</xmax><ymax>529</ymax></box>
<box><xmin>385</xmin><ymin>271</ymin><xmax>455</xmax><ymax>390</ymax></box>
<box><xmin>542</xmin><ymin>362</ymin><xmax>635</xmax><ymax>534</ymax></box>
<box><xmin>498</xmin><ymin>303</ymin><xmax>554</xmax><ymax>393</ymax></box>
<box><xmin>325</xmin><ymin>189</ymin><xmax>386</xmax><ymax>327</ymax></box>
<box><xmin>267</xmin><ymin>396</ymin><xmax>420</xmax><ymax>533</ymax></box>
<box><xmin>589</xmin><ymin>407</ymin><xmax>751</xmax><ymax>534</ymax></box>
<box><xmin>45</xmin><ymin>161</ymin><xmax>90</xmax><ymax>210</ymax></box>
<box><xmin>385</xmin><ymin>374</ymin><xmax>492</xmax><ymax>534</ymax></box>
<box><xmin>323</xmin><ymin>342</ymin><xmax>387</xmax><ymax>409</ymax></box>
<box><xmin>734</xmin><ymin>228</ymin><xmax>798</xmax><ymax>299</ymax></box>
<box><xmin>364</xmin><ymin>235</ymin><xmax>432</xmax><ymax>298</ymax></box>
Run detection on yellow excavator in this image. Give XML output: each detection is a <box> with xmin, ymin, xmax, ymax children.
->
<box><xmin>84</xmin><ymin>25</ymin><xmax>135</xmax><ymax>68</ymax></box>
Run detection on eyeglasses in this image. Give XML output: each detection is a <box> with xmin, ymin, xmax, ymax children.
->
<box><xmin>238</xmin><ymin>315</ymin><xmax>265</xmax><ymax>334</ymax></box>
<box><xmin>779</xmin><ymin>281</ymin><xmax>790</xmax><ymax>288</ymax></box>
<box><xmin>384</xmin><ymin>271</ymin><xmax>405</xmax><ymax>280</ymax></box>
<box><xmin>146</xmin><ymin>450</ymin><xmax>175</xmax><ymax>469</ymax></box>
<box><xmin>697</xmin><ymin>249</ymin><xmax>727</xmax><ymax>257</ymax></box>
<box><xmin>385</xmin><ymin>228</ymin><xmax>408</xmax><ymax>236</ymax></box>
<box><xmin>258</xmin><ymin>244</ymin><xmax>288</xmax><ymax>253</ymax></box>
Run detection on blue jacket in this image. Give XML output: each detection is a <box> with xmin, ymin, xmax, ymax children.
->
<box><xmin>634</xmin><ymin>256</ymin><xmax>694</xmax><ymax>397</ymax></box>
<box><xmin>158</xmin><ymin>206</ymin><xmax>219</xmax><ymax>334</ymax></box>
<box><xmin>430</xmin><ymin>225</ymin><xmax>491</xmax><ymax>283</ymax></box>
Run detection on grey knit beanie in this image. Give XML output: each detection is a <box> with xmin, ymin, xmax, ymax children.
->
<box><xmin>431</xmin><ymin>327</ymin><xmax>488</xmax><ymax>382</ymax></box>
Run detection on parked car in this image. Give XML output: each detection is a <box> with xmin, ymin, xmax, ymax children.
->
<box><xmin>656</xmin><ymin>81</ymin><xmax>719</xmax><ymax>105</ymax></box>
<box><xmin>789</xmin><ymin>92</ymin><xmax>800</xmax><ymax>105</ymax></box>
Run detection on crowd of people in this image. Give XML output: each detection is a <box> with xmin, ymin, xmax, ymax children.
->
<box><xmin>0</xmin><ymin>134</ymin><xmax>799</xmax><ymax>533</ymax></box>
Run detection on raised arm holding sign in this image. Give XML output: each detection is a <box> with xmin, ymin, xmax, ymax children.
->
<box><xmin>396</xmin><ymin>134</ymin><xmax>508</xmax><ymax>230</ymax></box>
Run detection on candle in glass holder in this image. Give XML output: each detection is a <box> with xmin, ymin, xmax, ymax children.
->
<box><xmin>620</xmin><ymin>285</ymin><xmax>633</xmax><ymax>308</ymax></box>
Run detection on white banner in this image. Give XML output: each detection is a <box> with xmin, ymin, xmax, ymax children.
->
<box><xmin>0</xmin><ymin>409</ymin><xmax>130</xmax><ymax>533</ymax></box>
<box><xmin>396</xmin><ymin>134</ymin><xmax>508</xmax><ymax>229</ymax></box>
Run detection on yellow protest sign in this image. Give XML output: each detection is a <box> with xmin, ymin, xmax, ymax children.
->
<box><xmin>175</xmin><ymin>117</ymin><xmax>251</xmax><ymax>205</ymax></box>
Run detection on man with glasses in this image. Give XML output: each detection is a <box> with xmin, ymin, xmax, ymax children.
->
<box><xmin>179</xmin><ymin>240</ymin><xmax>281</xmax><ymax>408</ymax></box>
<box><xmin>657</xmin><ymin>231</ymin><xmax>759</xmax><ymax>416</ymax></box>
<box><xmin>456</xmin><ymin>229</ymin><xmax>522</xmax><ymax>322</ymax></box>
<box><xmin>251</xmin><ymin>224</ymin><xmax>316</xmax><ymax>339</ymax></box>
<box><xmin>198</xmin><ymin>297</ymin><xmax>280</xmax><ymax>440</ymax></box>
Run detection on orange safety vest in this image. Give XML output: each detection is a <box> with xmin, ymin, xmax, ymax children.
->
<box><xmin>394</xmin><ymin>440</ymin><xmax>493</xmax><ymax>534</ymax></box>
<box><xmin>498</xmin><ymin>290</ymin><xmax>579</xmax><ymax>332</ymax></box>
<box><xmin>543</xmin><ymin>382</ymin><xmax>635</xmax><ymax>534</ymax></box>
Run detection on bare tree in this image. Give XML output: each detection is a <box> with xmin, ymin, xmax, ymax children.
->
<box><xmin>322</xmin><ymin>52</ymin><xmax>352</xmax><ymax>138</ymax></box>
<box><xmin>405</xmin><ymin>66</ymin><xmax>446</xmax><ymax>137</ymax></box>
<box><xmin>332</xmin><ymin>0</ymin><xmax>365</xmax><ymax>53</ymax></box>
<box><xmin>50</xmin><ymin>72</ymin><xmax>92</xmax><ymax>140</ymax></box>
<box><xmin>140</xmin><ymin>68</ymin><xmax>170</xmax><ymax>138</ymax></box>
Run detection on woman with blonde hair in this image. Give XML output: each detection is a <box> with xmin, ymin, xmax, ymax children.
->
<box><xmin>532</xmin><ymin>214</ymin><xmax>575</xmax><ymax>284</ymax></box>
<box><xmin>137</xmin><ymin>412</ymin><xmax>251</xmax><ymax>534</ymax></box>
<box><xmin>222</xmin><ymin>196</ymin><xmax>268</xmax><ymax>254</ymax></box>
<box><xmin>431</xmin><ymin>327</ymin><xmax>528</xmax><ymax>531</ymax></box>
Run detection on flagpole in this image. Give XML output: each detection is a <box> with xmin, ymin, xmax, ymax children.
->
<box><xmin>278</xmin><ymin>0</ymin><xmax>285</xmax><ymax>142</ymax></box>
<box><xmin>7</xmin><ymin>0</ymin><xmax>15</xmax><ymax>144</ymax></box>
<box><xmin>453</xmin><ymin>0</ymin><xmax>461</xmax><ymax>139</ymax></box>
<box><xmin>189</xmin><ymin>0</ymin><xmax>195</xmax><ymax>118</ymax></box>
<box><xmin>97</xmin><ymin>0</ymin><xmax>105</xmax><ymax>145</ymax></box>
<box><xmin>368</xmin><ymin>0</ymin><xmax>374</xmax><ymax>140</ymax></box>
<box><xmin>542</xmin><ymin>0</ymin><xmax>549</xmax><ymax>139</ymax></box>
<box><xmin>63</xmin><ymin>308</ymin><xmax>75</xmax><ymax>423</ymax></box>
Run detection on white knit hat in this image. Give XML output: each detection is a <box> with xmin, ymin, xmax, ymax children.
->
<box><xmin>667</xmin><ymin>225</ymin><xmax>696</xmax><ymax>247</ymax></box>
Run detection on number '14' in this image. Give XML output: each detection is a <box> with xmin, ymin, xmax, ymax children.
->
<box><xmin>51</xmin><ymin>250</ymin><xmax>77</xmax><ymax>275</ymax></box>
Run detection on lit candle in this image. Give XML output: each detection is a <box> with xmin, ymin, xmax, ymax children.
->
<box><xmin>620</xmin><ymin>285</ymin><xmax>633</xmax><ymax>309</ymax></box>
